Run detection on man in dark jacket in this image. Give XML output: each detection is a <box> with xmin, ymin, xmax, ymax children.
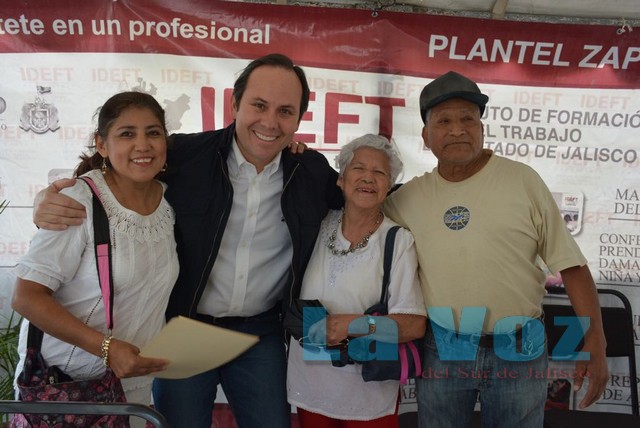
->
<box><xmin>154</xmin><ymin>53</ymin><xmax>343</xmax><ymax>428</ymax></box>
<box><xmin>33</xmin><ymin>53</ymin><xmax>343</xmax><ymax>428</ymax></box>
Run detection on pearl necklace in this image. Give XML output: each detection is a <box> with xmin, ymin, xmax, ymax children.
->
<box><xmin>327</xmin><ymin>211</ymin><xmax>383</xmax><ymax>256</ymax></box>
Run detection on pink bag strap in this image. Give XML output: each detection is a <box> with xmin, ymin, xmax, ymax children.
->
<box><xmin>398</xmin><ymin>344</ymin><xmax>410</xmax><ymax>384</ymax></box>
<box><xmin>398</xmin><ymin>341</ymin><xmax>423</xmax><ymax>385</ymax></box>
<box><xmin>79</xmin><ymin>176</ymin><xmax>114</xmax><ymax>330</ymax></box>
<box><xmin>406</xmin><ymin>340</ymin><xmax>422</xmax><ymax>378</ymax></box>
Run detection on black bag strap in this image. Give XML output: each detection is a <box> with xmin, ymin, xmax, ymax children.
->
<box><xmin>79</xmin><ymin>176</ymin><xmax>115</xmax><ymax>331</ymax></box>
<box><xmin>26</xmin><ymin>176</ymin><xmax>114</xmax><ymax>351</ymax></box>
<box><xmin>25</xmin><ymin>320</ymin><xmax>44</xmax><ymax>350</ymax></box>
<box><xmin>378</xmin><ymin>226</ymin><xmax>401</xmax><ymax>308</ymax></box>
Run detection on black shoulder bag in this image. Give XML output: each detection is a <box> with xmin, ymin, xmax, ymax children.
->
<box><xmin>360</xmin><ymin>226</ymin><xmax>424</xmax><ymax>384</ymax></box>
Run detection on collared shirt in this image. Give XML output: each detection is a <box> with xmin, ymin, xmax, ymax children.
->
<box><xmin>197</xmin><ymin>139</ymin><xmax>292</xmax><ymax>317</ymax></box>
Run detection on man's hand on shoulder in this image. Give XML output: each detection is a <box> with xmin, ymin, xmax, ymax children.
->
<box><xmin>33</xmin><ymin>178</ymin><xmax>86</xmax><ymax>230</ymax></box>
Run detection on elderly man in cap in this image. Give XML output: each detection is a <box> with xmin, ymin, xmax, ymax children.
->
<box><xmin>383</xmin><ymin>71</ymin><xmax>608</xmax><ymax>427</ymax></box>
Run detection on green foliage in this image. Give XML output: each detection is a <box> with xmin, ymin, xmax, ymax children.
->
<box><xmin>0</xmin><ymin>200</ymin><xmax>20</xmax><ymax>424</ymax></box>
<box><xmin>0</xmin><ymin>311</ymin><xmax>20</xmax><ymax>401</ymax></box>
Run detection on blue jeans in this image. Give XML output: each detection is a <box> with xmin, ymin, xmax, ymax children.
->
<box><xmin>416</xmin><ymin>321</ymin><xmax>548</xmax><ymax>428</ymax></box>
<box><xmin>152</xmin><ymin>310</ymin><xmax>290</xmax><ymax>428</ymax></box>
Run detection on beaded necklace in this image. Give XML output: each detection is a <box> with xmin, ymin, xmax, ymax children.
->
<box><xmin>327</xmin><ymin>210</ymin><xmax>383</xmax><ymax>256</ymax></box>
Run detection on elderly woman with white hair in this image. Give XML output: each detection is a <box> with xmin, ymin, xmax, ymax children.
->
<box><xmin>287</xmin><ymin>134</ymin><xmax>427</xmax><ymax>428</ymax></box>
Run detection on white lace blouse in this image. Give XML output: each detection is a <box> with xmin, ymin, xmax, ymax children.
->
<box><xmin>14</xmin><ymin>170</ymin><xmax>179</xmax><ymax>393</ymax></box>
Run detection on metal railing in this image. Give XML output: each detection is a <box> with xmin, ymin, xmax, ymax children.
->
<box><xmin>0</xmin><ymin>401</ymin><xmax>170</xmax><ymax>428</ymax></box>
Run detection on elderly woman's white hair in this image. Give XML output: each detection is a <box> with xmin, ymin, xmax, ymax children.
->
<box><xmin>334</xmin><ymin>134</ymin><xmax>403</xmax><ymax>186</ymax></box>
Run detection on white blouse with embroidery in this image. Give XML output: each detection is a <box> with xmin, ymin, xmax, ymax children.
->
<box><xmin>287</xmin><ymin>209</ymin><xmax>426</xmax><ymax>420</ymax></box>
<box><xmin>14</xmin><ymin>169</ymin><xmax>179</xmax><ymax>394</ymax></box>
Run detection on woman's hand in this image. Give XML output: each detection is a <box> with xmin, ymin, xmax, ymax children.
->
<box><xmin>106</xmin><ymin>339</ymin><xmax>169</xmax><ymax>378</ymax></box>
<box><xmin>325</xmin><ymin>314</ymin><xmax>356</xmax><ymax>345</ymax></box>
<box><xmin>288</xmin><ymin>141</ymin><xmax>308</xmax><ymax>155</ymax></box>
<box><xmin>13</xmin><ymin>279</ymin><xmax>169</xmax><ymax>379</ymax></box>
<box><xmin>307</xmin><ymin>313</ymin><xmax>426</xmax><ymax>346</ymax></box>
<box><xmin>309</xmin><ymin>314</ymin><xmax>359</xmax><ymax>346</ymax></box>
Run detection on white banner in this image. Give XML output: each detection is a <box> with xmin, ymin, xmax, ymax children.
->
<box><xmin>1</xmin><ymin>0</ymin><xmax>638</xmax><ymax>415</ymax></box>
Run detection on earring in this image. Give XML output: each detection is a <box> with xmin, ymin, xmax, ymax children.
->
<box><xmin>161</xmin><ymin>162</ymin><xmax>168</xmax><ymax>172</ymax></box>
<box><xmin>101</xmin><ymin>158</ymin><xmax>108</xmax><ymax>175</ymax></box>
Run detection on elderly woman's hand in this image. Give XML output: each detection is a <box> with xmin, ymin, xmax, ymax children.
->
<box><xmin>307</xmin><ymin>317</ymin><xmax>327</xmax><ymax>345</ymax></box>
<box><xmin>310</xmin><ymin>314</ymin><xmax>360</xmax><ymax>346</ymax></box>
<box><xmin>288</xmin><ymin>141</ymin><xmax>308</xmax><ymax>154</ymax></box>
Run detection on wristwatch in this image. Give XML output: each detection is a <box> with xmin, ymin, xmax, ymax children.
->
<box><xmin>367</xmin><ymin>315</ymin><xmax>377</xmax><ymax>335</ymax></box>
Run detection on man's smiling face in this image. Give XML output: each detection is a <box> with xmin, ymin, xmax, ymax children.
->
<box><xmin>231</xmin><ymin>65</ymin><xmax>302</xmax><ymax>173</ymax></box>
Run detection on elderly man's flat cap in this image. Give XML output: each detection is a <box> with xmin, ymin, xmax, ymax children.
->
<box><xmin>419</xmin><ymin>71</ymin><xmax>489</xmax><ymax>123</ymax></box>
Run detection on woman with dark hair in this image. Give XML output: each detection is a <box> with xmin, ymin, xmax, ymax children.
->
<box><xmin>12</xmin><ymin>91</ymin><xmax>178</xmax><ymax>427</ymax></box>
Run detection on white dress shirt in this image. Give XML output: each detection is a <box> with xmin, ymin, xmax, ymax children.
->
<box><xmin>197</xmin><ymin>139</ymin><xmax>292</xmax><ymax>317</ymax></box>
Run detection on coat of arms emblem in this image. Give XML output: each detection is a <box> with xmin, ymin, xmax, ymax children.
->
<box><xmin>19</xmin><ymin>86</ymin><xmax>60</xmax><ymax>134</ymax></box>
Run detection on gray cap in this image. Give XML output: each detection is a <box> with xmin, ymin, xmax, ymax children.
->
<box><xmin>419</xmin><ymin>71</ymin><xmax>489</xmax><ymax>123</ymax></box>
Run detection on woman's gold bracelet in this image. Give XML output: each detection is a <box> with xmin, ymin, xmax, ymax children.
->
<box><xmin>101</xmin><ymin>334</ymin><xmax>113</xmax><ymax>367</ymax></box>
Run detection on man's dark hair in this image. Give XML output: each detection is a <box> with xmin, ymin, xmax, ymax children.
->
<box><xmin>232</xmin><ymin>53</ymin><xmax>310</xmax><ymax>122</ymax></box>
